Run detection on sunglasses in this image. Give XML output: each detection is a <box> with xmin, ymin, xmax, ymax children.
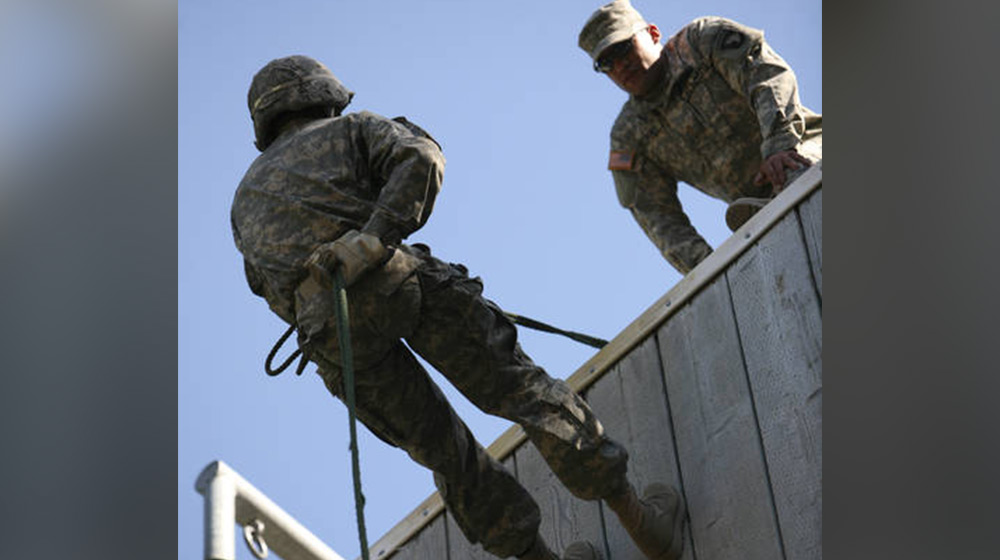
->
<box><xmin>593</xmin><ymin>39</ymin><xmax>635</xmax><ymax>73</ymax></box>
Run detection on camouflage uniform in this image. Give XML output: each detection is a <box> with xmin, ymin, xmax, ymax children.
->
<box><xmin>602</xmin><ymin>16</ymin><xmax>822</xmax><ymax>274</ymax></box>
<box><xmin>232</xmin><ymin>109</ymin><xmax>629</xmax><ymax>558</ymax></box>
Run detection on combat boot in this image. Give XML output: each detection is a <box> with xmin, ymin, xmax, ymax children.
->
<box><xmin>725</xmin><ymin>197</ymin><xmax>771</xmax><ymax>231</ymax></box>
<box><xmin>604</xmin><ymin>483</ymin><xmax>685</xmax><ymax>560</ymax></box>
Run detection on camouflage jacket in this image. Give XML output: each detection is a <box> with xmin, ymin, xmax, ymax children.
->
<box><xmin>609</xmin><ymin>16</ymin><xmax>822</xmax><ymax>274</ymax></box>
<box><xmin>231</xmin><ymin>110</ymin><xmax>445</xmax><ymax>321</ymax></box>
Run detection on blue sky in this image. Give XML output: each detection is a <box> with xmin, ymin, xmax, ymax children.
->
<box><xmin>178</xmin><ymin>1</ymin><xmax>821</xmax><ymax>558</ymax></box>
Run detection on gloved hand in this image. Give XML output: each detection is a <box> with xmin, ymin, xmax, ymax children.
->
<box><xmin>305</xmin><ymin>230</ymin><xmax>389</xmax><ymax>288</ymax></box>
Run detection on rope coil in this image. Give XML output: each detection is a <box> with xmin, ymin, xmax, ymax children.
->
<box><xmin>264</xmin><ymin>324</ymin><xmax>306</xmax><ymax>376</ymax></box>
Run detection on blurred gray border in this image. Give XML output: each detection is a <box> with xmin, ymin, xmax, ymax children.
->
<box><xmin>0</xmin><ymin>2</ymin><xmax>178</xmax><ymax>558</ymax></box>
<box><xmin>3</xmin><ymin>0</ymin><xmax>998</xmax><ymax>557</ymax></box>
<box><xmin>826</xmin><ymin>0</ymin><xmax>1000</xmax><ymax>557</ymax></box>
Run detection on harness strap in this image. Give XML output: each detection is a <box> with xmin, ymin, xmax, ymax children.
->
<box><xmin>504</xmin><ymin>312</ymin><xmax>609</xmax><ymax>349</ymax></box>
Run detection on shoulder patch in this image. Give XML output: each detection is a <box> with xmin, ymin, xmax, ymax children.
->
<box><xmin>711</xmin><ymin>21</ymin><xmax>764</xmax><ymax>59</ymax></box>
<box><xmin>608</xmin><ymin>150</ymin><xmax>636</xmax><ymax>171</ymax></box>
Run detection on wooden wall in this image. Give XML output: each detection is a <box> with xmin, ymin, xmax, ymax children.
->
<box><xmin>371</xmin><ymin>175</ymin><xmax>822</xmax><ymax>560</ymax></box>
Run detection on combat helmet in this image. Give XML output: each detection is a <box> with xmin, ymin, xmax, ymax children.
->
<box><xmin>248</xmin><ymin>55</ymin><xmax>354</xmax><ymax>151</ymax></box>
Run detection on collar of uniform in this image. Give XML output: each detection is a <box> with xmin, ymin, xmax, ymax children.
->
<box><xmin>630</xmin><ymin>50</ymin><xmax>674</xmax><ymax>108</ymax></box>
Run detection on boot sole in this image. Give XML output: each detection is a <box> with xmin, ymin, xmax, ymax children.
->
<box><xmin>725</xmin><ymin>197</ymin><xmax>771</xmax><ymax>231</ymax></box>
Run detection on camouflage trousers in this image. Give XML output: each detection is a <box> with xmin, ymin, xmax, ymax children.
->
<box><xmin>300</xmin><ymin>244</ymin><xmax>629</xmax><ymax>558</ymax></box>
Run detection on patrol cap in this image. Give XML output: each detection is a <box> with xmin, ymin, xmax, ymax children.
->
<box><xmin>578</xmin><ymin>0</ymin><xmax>649</xmax><ymax>61</ymax></box>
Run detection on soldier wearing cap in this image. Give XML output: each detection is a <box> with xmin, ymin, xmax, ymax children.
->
<box><xmin>232</xmin><ymin>55</ymin><xmax>686</xmax><ymax>560</ymax></box>
<box><xmin>579</xmin><ymin>0</ymin><xmax>822</xmax><ymax>275</ymax></box>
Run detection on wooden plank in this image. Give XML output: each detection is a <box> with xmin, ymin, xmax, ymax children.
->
<box><xmin>585</xmin><ymin>336</ymin><xmax>693</xmax><ymax>560</ymax></box>
<box><xmin>444</xmin><ymin>512</ymin><xmax>496</xmax><ymax>560</ymax></box>
<box><xmin>357</xmin><ymin>493</ymin><xmax>443</xmax><ymax>560</ymax></box>
<box><xmin>443</xmin><ymin>456</ymin><xmax>518</xmax><ymax>560</ymax></box>
<box><xmin>456</xmin><ymin>174</ymin><xmax>826</xmax><ymax>495</ymax></box>
<box><xmin>567</xmin><ymin>164</ymin><xmax>823</xmax><ymax>397</ymax></box>
<box><xmin>797</xmin><ymin>188</ymin><xmax>823</xmax><ymax>297</ymax></box>
<box><xmin>387</xmin><ymin>513</ymin><xmax>448</xmax><ymax>560</ymax></box>
<box><xmin>485</xmin><ymin>424</ymin><xmax>526</xmax><ymax>463</ymax></box>
<box><xmin>659</xmin><ymin>278</ymin><xmax>783</xmax><ymax>559</ymax></box>
<box><xmin>513</xmin><ymin>433</ymin><xmax>604</xmax><ymax>556</ymax></box>
<box><xmin>357</xmin><ymin>172</ymin><xmax>823</xmax><ymax>560</ymax></box>
<box><xmin>728</xmin><ymin>212</ymin><xmax>823</xmax><ymax>560</ymax></box>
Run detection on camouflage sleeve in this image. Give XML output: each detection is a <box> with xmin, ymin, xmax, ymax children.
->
<box><xmin>610</xmin><ymin>152</ymin><xmax>713</xmax><ymax>275</ymax></box>
<box><xmin>690</xmin><ymin>17</ymin><xmax>809</xmax><ymax>159</ymax></box>
<box><xmin>356</xmin><ymin>111</ymin><xmax>446</xmax><ymax>246</ymax></box>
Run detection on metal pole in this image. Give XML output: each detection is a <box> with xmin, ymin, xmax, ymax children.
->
<box><xmin>203</xmin><ymin>465</ymin><xmax>237</xmax><ymax>560</ymax></box>
<box><xmin>196</xmin><ymin>460</ymin><xmax>347</xmax><ymax>560</ymax></box>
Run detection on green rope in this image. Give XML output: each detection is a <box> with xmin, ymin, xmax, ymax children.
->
<box><xmin>332</xmin><ymin>269</ymin><xmax>370</xmax><ymax>560</ymax></box>
<box><xmin>263</xmin><ymin>269</ymin><xmax>602</xmax><ymax>560</ymax></box>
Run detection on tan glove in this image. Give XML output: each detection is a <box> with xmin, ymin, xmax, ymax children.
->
<box><xmin>305</xmin><ymin>230</ymin><xmax>389</xmax><ymax>288</ymax></box>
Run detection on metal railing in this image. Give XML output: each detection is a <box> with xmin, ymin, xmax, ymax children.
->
<box><xmin>195</xmin><ymin>460</ymin><xmax>346</xmax><ymax>560</ymax></box>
